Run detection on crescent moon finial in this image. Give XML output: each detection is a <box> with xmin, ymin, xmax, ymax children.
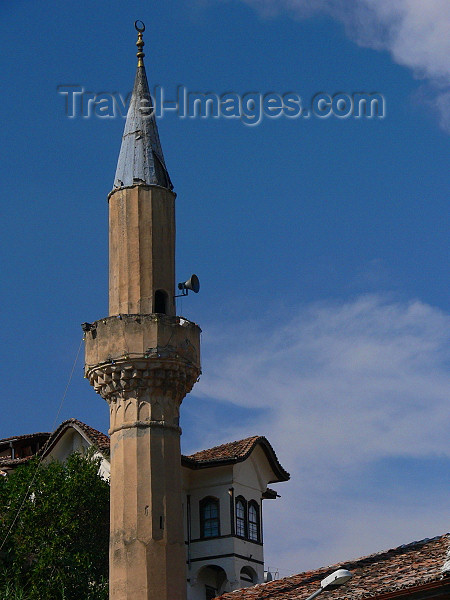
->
<box><xmin>134</xmin><ymin>21</ymin><xmax>146</xmax><ymax>67</ymax></box>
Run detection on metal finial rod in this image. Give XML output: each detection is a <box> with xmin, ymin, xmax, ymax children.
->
<box><xmin>135</xmin><ymin>20</ymin><xmax>145</xmax><ymax>67</ymax></box>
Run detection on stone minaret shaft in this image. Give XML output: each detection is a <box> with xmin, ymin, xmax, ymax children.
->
<box><xmin>84</xmin><ymin>23</ymin><xmax>200</xmax><ymax>600</ymax></box>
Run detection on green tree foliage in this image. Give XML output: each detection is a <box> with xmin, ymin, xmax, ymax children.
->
<box><xmin>0</xmin><ymin>451</ymin><xmax>109</xmax><ymax>600</ymax></box>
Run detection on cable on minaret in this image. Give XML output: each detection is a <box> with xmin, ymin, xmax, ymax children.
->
<box><xmin>135</xmin><ymin>20</ymin><xmax>145</xmax><ymax>67</ymax></box>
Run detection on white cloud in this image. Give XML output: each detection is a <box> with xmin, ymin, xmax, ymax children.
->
<box><xmin>239</xmin><ymin>0</ymin><xmax>450</xmax><ymax>131</ymax></box>
<box><xmin>193</xmin><ymin>295</ymin><xmax>450</xmax><ymax>571</ymax></box>
<box><xmin>434</xmin><ymin>90</ymin><xmax>450</xmax><ymax>132</ymax></box>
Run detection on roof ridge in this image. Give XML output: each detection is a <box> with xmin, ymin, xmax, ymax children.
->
<box><xmin>43</xmin><ymin>418</ymin><xmax>110</xmax><ymax>456</ymax></box>
<box><xmin>64</xmin><ymin>418</ymin><xmax>108</xmax><ymax>436</ymax></box>
<box><xmin>336</xmin><ymin>533</ymin><xmax>450</xmax><ymax>569</ymax></box>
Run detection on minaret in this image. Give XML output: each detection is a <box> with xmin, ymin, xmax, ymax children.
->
<box><xmin>84</xmin><ymin>22</ymin><xmax>201</xmax><ymax>600</ymax></box>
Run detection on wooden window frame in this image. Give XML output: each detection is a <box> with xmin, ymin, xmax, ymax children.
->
<box><xmin>248</xmin><ymin>500</ymin><xmax>260</xmax><ymax>542</ymax></box>
<box><xmin>235</xmin><ymin>496</ymin><xmax>247</xmax><ymax>538</ymax></box>
<box><xmin>200</xmin><ymin>497</ymin><xmax>220</xmax><ymax>539</ymax></box>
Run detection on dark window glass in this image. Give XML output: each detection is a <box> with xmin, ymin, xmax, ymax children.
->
<box><xmin>236</xmin><ymin>498</ymin><xmax>246</xmax><ymax>537</ymax></box>
<box><xmin>200</xmin><ymin>498</ymin><xmax>220</xmax><ymax>538</ymax></box>
<box><xmin>248</xmin><ymin>502</ymin><xmax>259</xmax><ymax>541</ymax></box>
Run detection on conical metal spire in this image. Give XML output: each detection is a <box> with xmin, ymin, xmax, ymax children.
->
<box><xmin>113</xmin><ymin>21</ymin><xmax>173</xmax><ymax>191</ymax></box>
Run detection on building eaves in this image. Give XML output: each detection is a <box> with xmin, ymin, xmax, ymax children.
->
<box><xmin>182</xmin><ymin>436</ymin><xmax>290</xmax><ymax>483</ymax></box>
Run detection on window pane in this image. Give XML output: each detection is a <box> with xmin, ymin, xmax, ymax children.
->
<box><xmin>237</xmin><ymin>521</ymin><xmax>245</xmax><ymax>536</ymax></box>
<box><xmin>236</xmin><ymin>499</ymin><xmax>245</xmax><ymax>537</ymax></box>
<box><xmin>204</xmin><ymin>518</ymin><xmax>219</xmax><ymax>537</ymax></box>
<box><xmin>248</xmin><ymin>522</ymin><xmax>258</xmax><ymax>540</ymax></box>
<box><xmin>248</xmin><ymin>503</ymin><xmax>259</xmax><ymax>541</ymax></box>
<box><xmin>204</xmin><ymin>503</ymin><xmax>218</xmax><ymax>520</ymax></box>
<box><xmin>202</xmin><ymin>499</ymin><xmax>219</xmax><ymax>538</ymax></box>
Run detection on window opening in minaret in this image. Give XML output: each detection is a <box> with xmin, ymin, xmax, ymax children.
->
<box><xmin>154</xmin><ymin>290</ymin><xmax>168</xmax><ymax>314</ymax></box>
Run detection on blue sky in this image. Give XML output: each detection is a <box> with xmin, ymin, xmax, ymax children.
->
<box><xmin>1</xmin><ymin>0</ymin><xmax>449</xmax><ymax>576</ymax></box>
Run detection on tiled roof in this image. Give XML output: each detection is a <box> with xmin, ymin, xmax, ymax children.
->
<box><xmin>182</xmin><ymin>436</ymin><xmax>290</xmax><ymax>483</ymax></box>
<box><xmin>0</xmin><ymin>422</ymin><xmax>288</xmax><ymax>481</ymax></box>
<box><xmin>65</xmin><ymin>419</ymin><xmax>110</xmax><ymax>454</ymax></box>
<box><xmin>185</xmin><ymin>436</ymin><xmax>261</xmax><ymax>462</ymax></box>
<box><xmin>215</xmin><ymin>535</ymin><xmax>450</xmax><ymax>600</ymax></box>
<box><xmin>0</xmin><ymin>432</ymin><xmax>50</xmax><ymax>445</ymax></box>
<box><xmin>0</xmin><ymin>432</ymin><xmax>51</xmax><ymax>469</ymax></box>
<box><xmin>44</xmin><ymin>419</ymin><xmax>110</xmax><ymax>456</ymax></box>
<box><xmin>0</xmin><ymin>421</ymin><xmax>111</xmax><ymax>468</ymax></box>
<box><xmin>0</xmin><ymin>455</ymin><xmax>35</xmax><ymax>468</ymax></box>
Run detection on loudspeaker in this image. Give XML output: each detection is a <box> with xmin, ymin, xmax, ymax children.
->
<box><xmin>178</xmin><ymin>274</ymin><xmax>200</xmax><ymax>294</ymax></box>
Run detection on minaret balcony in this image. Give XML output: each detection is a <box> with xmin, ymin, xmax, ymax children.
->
<box><xmin>84</xmin><ymin>314</ymin><xmax>201</xmax><ymax>407</ymax></box>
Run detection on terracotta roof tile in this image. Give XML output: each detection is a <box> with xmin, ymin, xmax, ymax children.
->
<box><xmin>0</xmin><ymin>432</ymin><xmax>51</xmax><ymax>469</ymax></box>
<box><xmin>67</xmin><ymin>419</ymin><xmax>110</xmax><ymax>454</ymax></box>
<box><xmin>182</xmin><ymin>436</ymin><xmax>290</xmax><ymax>482</ymax></box>
<box><xmin>185</xmin><ymin>436</ymin><xmax>261</xmax><ymax>462</ymax></box>
<box><xmin>215</xmin><ymin>534</ymin><xmax>450</xmax><ymax>600</ymax></box>
<box><xmin>0</xmin><ymin>432</ymin><xmax>50</xmax><ymax>445</ymax></box>
<box><xmin>0</xmin><ymin>455</ymin><xmax>35</xmax><ymax>468</ymax></box>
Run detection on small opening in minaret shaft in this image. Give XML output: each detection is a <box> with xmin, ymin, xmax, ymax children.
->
<box><xmin>154</xmin><ymin>290</ymin><xmax>168</xmax><ymax>314</ymax></box>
